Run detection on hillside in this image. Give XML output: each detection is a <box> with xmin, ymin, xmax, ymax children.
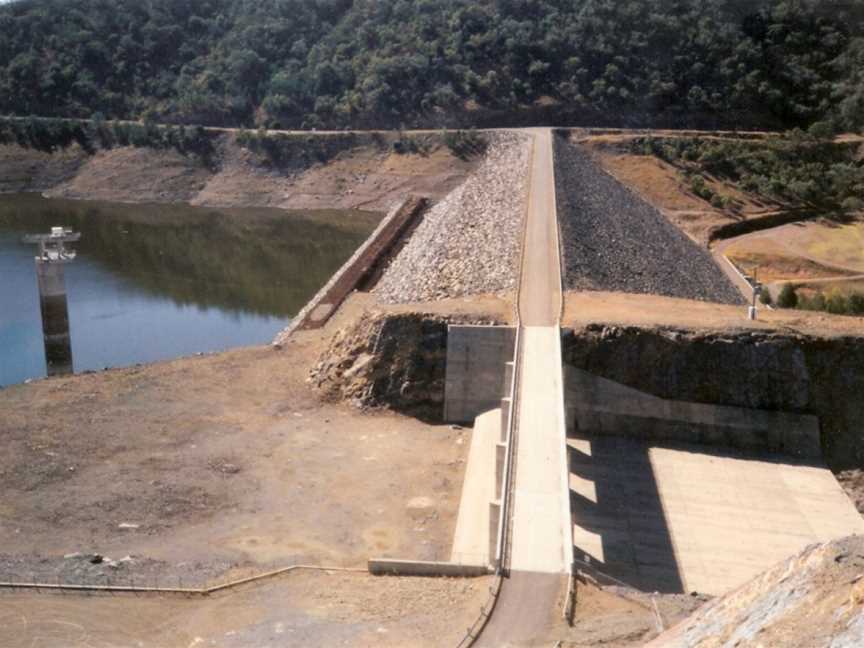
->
<box><xmin>1</xmin><ymin>0</ymin><xmax>863</xmax><ymax>131</ymax></box>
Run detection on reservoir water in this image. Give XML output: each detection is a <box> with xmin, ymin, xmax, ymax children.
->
<box><xmin>0</xmin><ymin>193</ymin><xmax>380</xmax><ymax>387</ymax></box>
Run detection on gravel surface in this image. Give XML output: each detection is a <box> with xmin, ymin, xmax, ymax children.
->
<box><xmin>554</xmin><ymin>137</ymin><xmax>744</xmax><ymax>305</ymax></box>
<box><xmin>374</xmin><ymin>132</ymin><xmax>529</xmax><ymax>303</ymax></box>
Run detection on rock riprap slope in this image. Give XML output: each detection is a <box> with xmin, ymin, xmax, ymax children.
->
<box><xmin>554</xmin><ymin>136</ymin><xmax>743</xmax><ymax>305</ymax></box>
<box><xmin>374</xmin><ymin>132</ymin><xmax>529</xmax><ymax>303</ymax></box>
<box><xmin>647</xmin><ymin>535</ymin><xmax>864</xmax><ymax>648</ymax></box>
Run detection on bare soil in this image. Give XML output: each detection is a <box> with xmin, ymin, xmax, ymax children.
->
<box><xmin>3</xmin><ymin>135</ymin><xmax>478</xmax><ymax>212</ymax></box>
<box><xmin>0</xmin><ymin>294</ymin><xmax>494</xmax><ymax>582</ymax></box>
<box><xmin>563</xmin><ymin>290</ymin><xmax>864</xmax><ymax>337</ymax></box>
<box><xmin>541</xmin><ymin>579</ymin><xmax>708</xmax><ymax>647</ymax></box>
<box><xmin>0</xmin><ymin>287</ymin><xmax>513</xmax><ymax>644</ymax></box>
<box><xmin>0</xmin><ymin>571</ymin><xmax>494</xmax><ymax>647</ymax></box>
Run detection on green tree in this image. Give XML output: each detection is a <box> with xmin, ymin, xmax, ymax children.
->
<box><xmin>777</xmin><ymin>283</ymin><xmax>798</xmax><ymax>308</ymax></box>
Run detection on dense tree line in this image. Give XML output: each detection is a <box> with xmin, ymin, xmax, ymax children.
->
<box><xmin>1</xmin><ymin>0</ymin><xmax>863</xmax><ymax>130</ymax></box>
<box><xmin>631</xmin><ymin>135</ymin><xmax>864</xmax><ymax>211</ymax></box>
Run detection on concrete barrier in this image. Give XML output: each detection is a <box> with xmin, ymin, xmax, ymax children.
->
<box><xmin>444</xmin><ymin>325</ymin><xmax>516</xmax><ymax>423</ymax></box>
<box><xmin>564</xmin><ymin>366</ymin><xmax>821</xmax><ymax>458</ymax></box>
<box><xmin>273</xmin><ymin>196</ymin><xmax>427</xmax><ymax>346</ymax></box>
<box><xmin>368</xmin><ymin>559</ymin><xmax>491</xmax><ymax>577</ymax></box>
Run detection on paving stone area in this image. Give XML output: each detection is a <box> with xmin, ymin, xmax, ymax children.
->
<box><xmin>554</xmin><ymin>137</ymin><xmax>744</xmax><ymax>305</ymax></box>
<box><xmin>374</xmin><ymin>132</ymin><xmax>529</xmax><ymax>303</ymax></box>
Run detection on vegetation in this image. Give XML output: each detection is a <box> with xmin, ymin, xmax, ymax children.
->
<box><xmin>0</xmin><ymin>115</ymin><xmax>217</xmax><ymax>162</ymax></box>
<box><xmin>1</xmin><ymin>0</ymin><xmax>863</xmax><ymax>130</ymax></box>
<box><xmin>774</xmin><ymin>283</ymin><xmax>864</xmax><ymax>315</ymax></box>
<box><xmin>777</xmin><ymin>283</ymin><xmax>799</xmax><ymax>308</ymax></box>
<box><xmin>630</xmin><ymin>135</ymin><xmax>864</xmax><ymax>211</ymax></box>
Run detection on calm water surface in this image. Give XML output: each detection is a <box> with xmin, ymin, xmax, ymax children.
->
<box><xmin>0</xmin><ymin>194</ymin><xmax>379</xmax><ymax>387</ymax></box>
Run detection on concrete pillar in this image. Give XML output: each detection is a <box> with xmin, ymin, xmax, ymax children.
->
<box><xmin>35</xmin><ymin>258</ymin><xmax>73</xmax><ymax>376</ymax></box>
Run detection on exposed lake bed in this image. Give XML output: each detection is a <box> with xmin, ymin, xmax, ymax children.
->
<box><xmin>0</xmin><ymin>193</ymin><xmax>380</xmax><ymax>386</ymax></box>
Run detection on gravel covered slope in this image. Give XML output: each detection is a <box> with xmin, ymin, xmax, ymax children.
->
<box><xmin>374</xmin><ymin>132</ymin><xmax>529</xmax><ymax>303</ymax></box>
<box><xmin>554</xmin><ymin>136</ymin><xmax>744</xmax><ymax>305</ymax></box>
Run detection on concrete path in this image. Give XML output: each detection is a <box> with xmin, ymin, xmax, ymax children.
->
<box><xmin>508</xmin><ymin>327</ymin><xmax>571</xmax><ymax>574</ymax></box>
<box><xmin>478</xmin><ymin>128</ymin><xmax>572</xmax><ymax>646</ymax></box>
<box><xmin>570</xmin><ymin>434</ymin><xmax>864</xmax><ymax>595</ymax></box>
<box><xmin>518</xmin><ymin>129</ymin><xmax>561</xmax><ymax>326</ymax></box>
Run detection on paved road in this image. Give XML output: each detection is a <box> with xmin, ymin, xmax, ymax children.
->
<box><xmin>478</xmin><ymin>129</ymin><xmax>572</xmax><ymax>646</ymax></box>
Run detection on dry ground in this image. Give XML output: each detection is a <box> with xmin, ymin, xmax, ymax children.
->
<box><xmin>11</xmin><ymin>136</ymin><xmax>479</xmax><ymax>212</ymax></box>
<box><xmin>0</xmin><ymin>571</ymin><xmax>494</xmax><ymax>647</ymax></box>
<box><xmin>0</xmin><ymin>301</ymin><xmax>487</xmax><ymax>576</ymax></box>
<box><xmin>535</xmin><ymin>578</ymin><xmax>707</xmax><ymax>648</ymax></box>
<box><xmin>719</xmin><ymin>220</ymin><xmax>864</xmax><ymax>291</ymax></box>
<box><xmin>563</xmin><ymin>290</ymin><xmax>864</xmax><ymax>337</ymax></box>
<box><xmin>0</xmin><ymin>289</ymin><xmax>516</xmax><ymax>644</ymax></box>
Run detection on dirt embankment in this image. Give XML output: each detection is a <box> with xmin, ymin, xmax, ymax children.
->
<box><xmin>0</xmin><ymin>132</ymin><xmax>480</xmax><ymax>211</ymax></box>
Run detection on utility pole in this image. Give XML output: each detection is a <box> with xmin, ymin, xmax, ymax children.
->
<box><xmin>22</xmin><ymin>227</ymin><xmax>80</xmax><ymax>377</ymax></box>
<box><xmin>749</xmin><ymin>267</ymin><xmax>762</xmax><ymax>321</ymax></box>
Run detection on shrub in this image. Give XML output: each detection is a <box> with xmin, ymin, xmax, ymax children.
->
<box><xmin>759</xmin><ymin>290</ymin><xmax>773</xmax><ymax>306</ymax></box>
<box><xmin>842</xmin><ymin>196</ymin><xmax>863</xmax><ymax>212</ymax></box>
<box><xmin>777</xmin><ymin>283</ymin><xmax>799</xmax><ymax>308</ymax></box>
<box><xmin>825</xmin><ymin>289</ymin><xmax>849</xmax><ymax>314</ymax></box>
<box><xmin>848</xmin><ymin>293</ymin><xmax>864</xmax><ymax>315</ymax></box>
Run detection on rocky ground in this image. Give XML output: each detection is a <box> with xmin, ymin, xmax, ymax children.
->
<box><xmin>553</xmin><ymin>136</ymin><xmax>744</xmax><ymax>304</ymax></box>
<box><xmin>373</xmin><ymin>132</ymin><xmax>530</xmax><ymax>303</ymax></box>
<box><xmin>646</xmin><ymin>535</ymin><xmax>864</xmax><ymax>647</ymax></box>
<box><xmin>552</xmin><ymin>582</ymin><xmax>709</xmax><ymax>647</ymax></box>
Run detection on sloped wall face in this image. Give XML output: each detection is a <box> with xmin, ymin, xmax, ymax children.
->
<box><xmin>561</xmin><ymin>324</ymin><xmax>864</xmax><ymax>470</ymax></box>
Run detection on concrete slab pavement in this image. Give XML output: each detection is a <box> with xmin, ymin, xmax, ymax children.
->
<box><xmin>509</xmin><ymin>326</ymin><xmax>572</xmax><ymax>575</ymax></box>
<box><xmin>569</xmin><ymin>434</ymin><xmax>864</xmax><ymax>595</ymax></box>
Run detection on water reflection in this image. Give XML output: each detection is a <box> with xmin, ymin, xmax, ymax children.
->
<box><xmin>0</xmin><ymin>194</ymin><xmax>380</xmax><ymax>386</ymax></box>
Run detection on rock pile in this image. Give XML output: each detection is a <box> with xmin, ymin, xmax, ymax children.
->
<box><xmin>647</xmin><ymin>535</ymin><xmax>864</xmax><ymax>647</ymax></box>
<box><xmin>554</xmin><ymin>137</ymin><xmax>744</xmax><ymax>305</ymax></box>
<box><xmin>374</xmin><ymin>132</ymin><xmax>529</xmax><ymax>303</ymax></box>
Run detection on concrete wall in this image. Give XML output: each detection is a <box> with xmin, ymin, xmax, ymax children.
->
<box><xmin>368</xmin><ymin>558</ymin><xmax>490</xmax><ymax>577</ymax></box>
<box><xmin>565</xmin><ymin>366</ymin><xmax>820</xmax><ymax>459</ymax></box>
<box><xmin>444</xmin><ymin>325</ymin><xmax>516</xmax><ymax>423</ymax></box>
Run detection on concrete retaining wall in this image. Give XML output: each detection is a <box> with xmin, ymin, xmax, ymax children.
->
<box><xmin>444</xmin><ymin>325</ymin><xmax>516</xmax><ymax>423</ymax></box>
<box><xmin>273</xmin><ymin>196</ymin><xmax>427</xmax><ymax>346</ymax></box>
<box><xmin>565</xmin><ymin>366</ymin><xmax>820</xmax><ymax>458</ymax></box>
<box><xmin>368</xmin><ymin>558</ymin><xmax>491</xmax><ymax>577</ymax></box>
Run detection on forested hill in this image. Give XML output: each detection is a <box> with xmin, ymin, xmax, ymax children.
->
<box><xmin>1</xmin><ymin>0</ymin><xmax>863</xmax><ymax>132</ymax></box>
